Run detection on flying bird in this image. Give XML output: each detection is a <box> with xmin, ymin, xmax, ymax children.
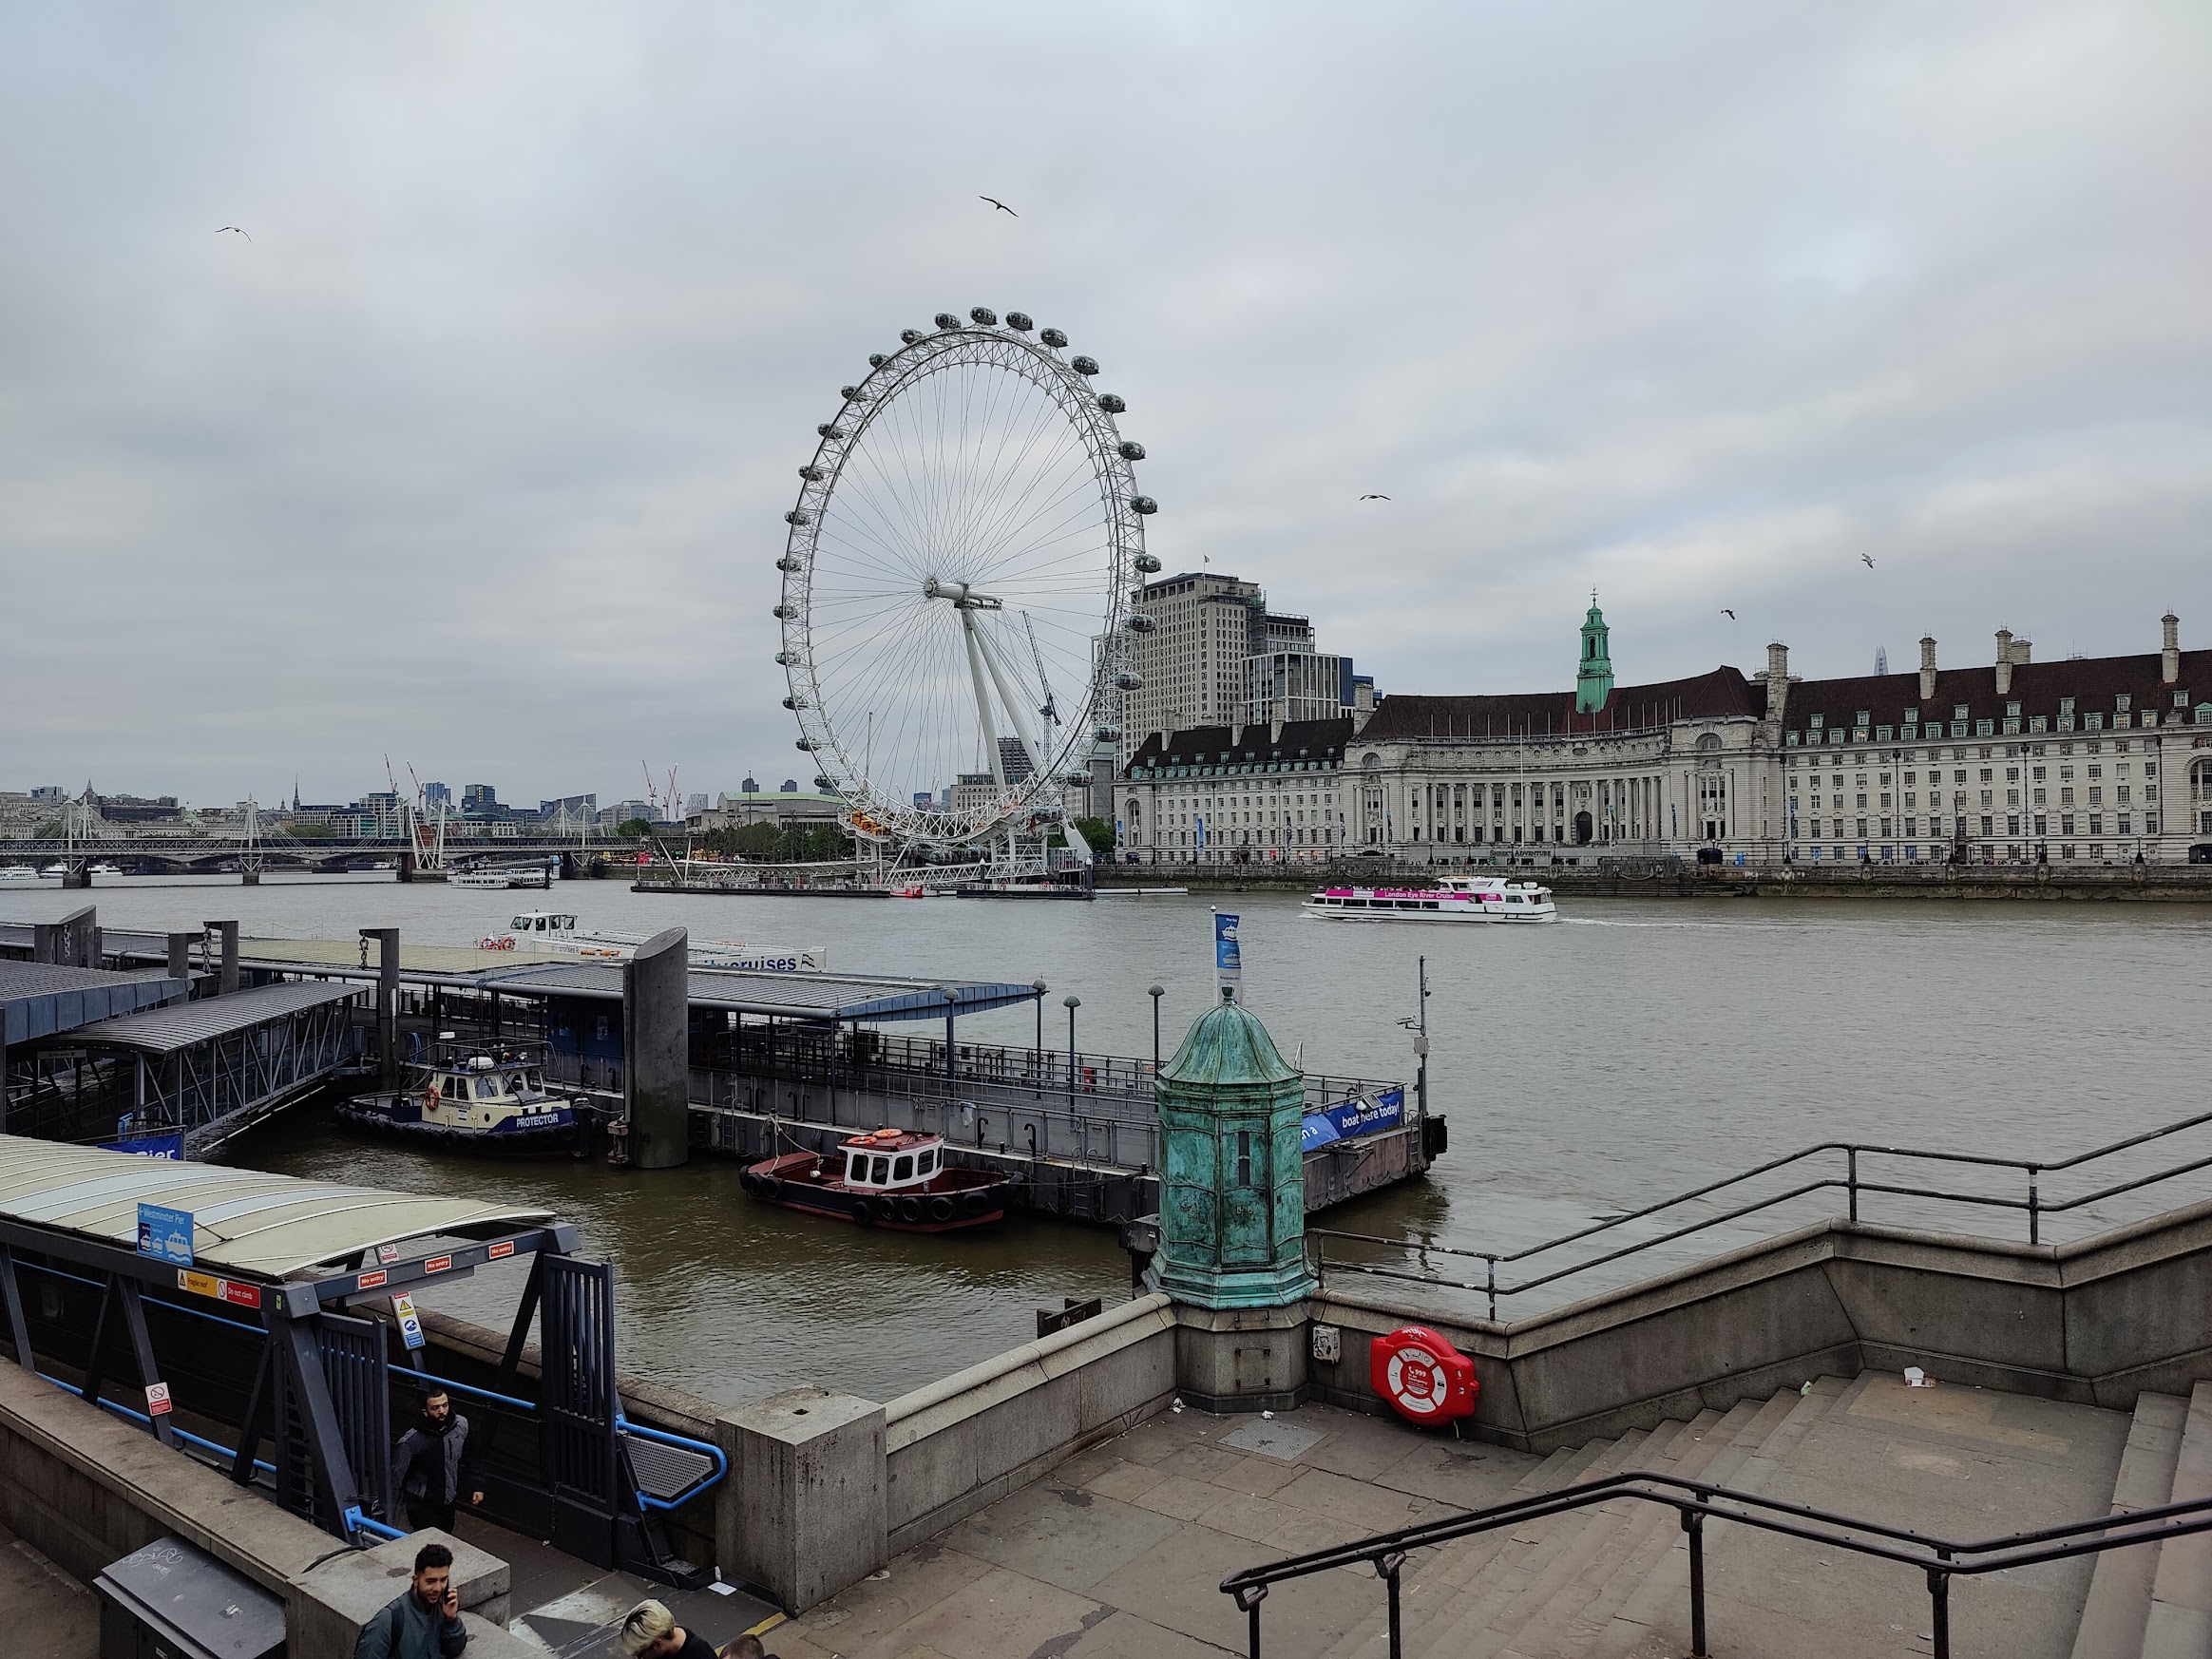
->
<box><xmin>1860</xmin><ymin>553</ymin><xmax>1876</xmax><ymax>568</ymax></box>
<box><xmin>980</xmin><ymin>196</ymin><xmax>1018</xmax><ymax>217</ymax></box>
<box><xmin>216</xmin><ymin>226</ymin><xmax>252</xmax><ymax>241</ymax></box>
<box><xmin>1722</xmin><ymin>608</ymin><xmax>1736</xmax><ymax>620</ymax></box>
<box><xmin>1359</xmin><ymin>493</ymin><xmax>1391</xmax><ymax>501</ymax></box>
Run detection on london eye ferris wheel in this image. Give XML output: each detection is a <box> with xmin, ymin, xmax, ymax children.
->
<box><xmin>773</xmin><ymin>307</ymin><xmax>1158</xmax><ymax>863</ymax></box>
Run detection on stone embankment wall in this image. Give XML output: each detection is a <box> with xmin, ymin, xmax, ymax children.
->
<box><xmin>1306</xmin><ymin>1198</ymin><xmax>2212</xmax><ymax>1451</ymax></box>
<box><xmin>0</xmin><ymin>1356</ymin><xmax>536</xmax><ymax>1655</ymax></box>
<box><xmin>1099</xmin><ymin>862</ymin><xmax>2212</xmax><ymax>902</ymax></box>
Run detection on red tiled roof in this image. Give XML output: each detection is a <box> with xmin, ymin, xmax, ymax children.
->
<box><xmin>1786</xmin><ymin>650</ymin><xmax>2212</xmax><ymax>734</ymax></box>
<box><xmin>1360</xmin><ymin>667</ymin><xmax>1763</xmax><ymax>740</ymax></box>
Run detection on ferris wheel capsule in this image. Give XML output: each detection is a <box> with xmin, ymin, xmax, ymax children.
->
<box><xmin>1004</xmin><ymin>312</ymin><xmax>1034</xmax><ymax>331</ymax></box>
<box><xmin>968</xmin><ymin>306</ymin><xmax>999</xmax><ymax>326</ymax></box>
<box><xmin>1118</xmin><ymin>440</ymin><xmax>1146</xmax><ymax>461</ymax></box>
<box><xmin>867</xmin><ymin>353</ymin><xmax>887</xmax><ymax>368</ymax></box>
<box><xmin>934</xmin><ymin>312</ymin><xmax>962</xmax><ymax>330</ymax></box>
<box><xmin>900</xmin><ymin>329</ymin><xmax>924</xmax><ymax>344</ymax></box>
<box><xmin>1070</xmin><ymin>355</ymin><xmax>1099</xmax><ymax>375</ymax></box>
<box><xmin>1129</xmin><ymin>496</ymin><xmax>1157</xmax><ymax>515</ymax></box>
<box><xmin>1039</xmin><ymin>328</ymin><xmax>1068</xmax><ymax>348</ymax></box>
<box><xmin>1135</xmin><ymin>553</ymin><xmax>1161</xmax><ymax>573</ymax></box>
<box><xmin>1096</xmin><ymin>393</ymin><xmax>1127</xmax><ymax>413</ymax></box>
<box><xmin>785</xmin><ymin>510</ymin><xmax>811</xmax><ymax>525</ymax></box>
<box><xmin>1115</xmin><ymin>669</ymin><xmax>1144</xmax><ymax>691</ymax></box>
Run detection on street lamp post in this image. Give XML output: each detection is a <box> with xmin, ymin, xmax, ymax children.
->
<box><xmin>939</xmin><ymin>986</ymin><xmax>959</xmax><ymax>1093</ymax></box>
<box><xmin>1148</xmin><ymin>984</ymin><xmax>1164</xmax><ymax>1073</ymax></box>
<box><xmin>1064</xmin><ymin>995</ymin><xmax>1081</xmax><ymax>1113</ymax></box>
<box><xmin>1032</xmin><ymin>979</ymin><xmax>1047</xmax><ymax>1077</ymax></box>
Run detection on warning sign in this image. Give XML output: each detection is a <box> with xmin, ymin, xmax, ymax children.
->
<box><xmin>144</xmin><ymin>1382</ymin><xmax>173</xmax><ymax>1417</ymax></box>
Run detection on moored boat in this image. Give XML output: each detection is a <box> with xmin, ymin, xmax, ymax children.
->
<box><xmin>336</xmin><ymin>1042</ymin><xmax>588</xmax><ymax>1154</ymax></box>
<box><xmin>486</xmin><ymin>910</ymin><xmax>828</xmax><ymax>971</ymax></box>
<box><xmin>740</xmin><ymin>1128</ymin><xmax>1013</xmax><ymax>1230</ymax></box>
<box><xmin>0</xmin><ymin>867</ymin><xmax>37</xmax><ymax>886</ymax></box>
<box><xmin>1303</xmin><ymin>874</ymin><xmax>1557</xmax><ymax>923</ymax></box>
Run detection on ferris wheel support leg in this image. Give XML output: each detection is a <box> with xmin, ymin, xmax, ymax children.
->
<box><xmin>970</xmin><ymin>614</ymin><xmax>1050</xmax><ymax>782</ymax></box>
<box><xmin>959</xmin><ymin>609</ymin><xmax>1010</xmax><ymax>788</ymax></box>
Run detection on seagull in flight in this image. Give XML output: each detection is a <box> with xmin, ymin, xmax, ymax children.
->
<box><xmin>1358</xmin><ymin>493</ymin><xmax>1391</xmax><ymax>501</ymax></box>
<box><xmin>980</xmin><ymin>196</ymin><xmax>1018</xmax><ymax>217</ymax></box>
<box><xmin>1860</xmin><ymin>553</ymin><xmax>1876</xmax><ymax>568</ymax></box>
<box><xmin>216</xmin><ymin>226</ymin><xmax>252</xmax><ymax>241</ymax></box>
<box><xmin>1722</xmin><ymin>608</ymin><xmax>1736</xmax><ymax>620</ymax></box>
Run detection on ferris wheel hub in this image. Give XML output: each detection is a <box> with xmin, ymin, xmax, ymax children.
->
<box><xmin>922</xmin><ymin>577</ymin><xmax>1003</xmax><ymax>610</ymax></box>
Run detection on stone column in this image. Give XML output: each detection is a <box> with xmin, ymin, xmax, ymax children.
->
<box><xmin>714</xmin><ymin>1389</ymin><xmax>885</xmax><ymax>1613</ymax></box>
<box><xmin>358</xmin><ymin>928</ymin><xmax>398</xmax><ymax>1087</ymax></box>
<box><xmin>202</xmin><ymin>920</ymin><xmax>239</xmax><ymax>995</ymax></box>
<box><xmin>1154</xmin><ymin>989</ymin><xmax>1316</xmax><ymax>1411</ymax></box>
<box><xmin>623</xmin><ymin>927</ymin><xmax>689</xmax><ymax>1169</ymax></box>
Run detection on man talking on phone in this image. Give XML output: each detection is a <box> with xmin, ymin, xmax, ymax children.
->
<box><xmin>353</xmin><ymin>1541</ymin><xmax>468</xmax><ymax>1657</ymax></box>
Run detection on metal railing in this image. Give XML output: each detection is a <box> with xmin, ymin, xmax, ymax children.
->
<box><xmin>1218</xmin><ymin>1466</ymin><xmax>2212</xmax><ymax>1659</ymax></box>
<box><xmin>1312</xmin><ymin>1104</ymin><xmax>2212</xmax><ymax>1321</ymax></box>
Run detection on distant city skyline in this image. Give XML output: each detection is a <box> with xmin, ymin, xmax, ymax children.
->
<box><xmin>5</xmin><ymin>5</ymin><xmax>2206</xmax><ymax>799</ymax></box>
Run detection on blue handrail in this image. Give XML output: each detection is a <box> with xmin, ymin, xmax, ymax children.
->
<box><xmin>615</xmin><ymin>1412</ymin><xmax>729</xmax><ymax>1511</ymax></box>
<box><xmin>390</xmin><ymin>1363</ymin><xmax>538</xmax><ymax>1414</ymax></box>
<box><xmin>344</xmin><ymin>1504</ymin><xmax>408</xmax><ymax>1543</ymax></box>
<box><xmin>35</xmin><ymin>1368</ymin><xmax>276</xmax><ymax>1477</ymax></box>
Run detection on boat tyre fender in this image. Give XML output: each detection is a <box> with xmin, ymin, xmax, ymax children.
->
<box><xmin>929</xmin><ymin>1195</ymin><xmax>956</xmax><ymax>1224</ymax></box>
<box><xmin>851</xmin><ymin>1195</ymin><xmax>877</xmax><ymax>1227</ymax></box>
<box><xmin>961</xmin><ymin>1189</ymin><xmax>990</xmax><ymax>1217</ymax></box>
<box><xmin>739</xmin><ymin>1170</ymin><xmax>762</xmax><ymax>1197</ymax></box>
<box><xmin>899</xmin><ymin>1196</ymin><xmax>924</xmax><ymax>1224</ymax></box>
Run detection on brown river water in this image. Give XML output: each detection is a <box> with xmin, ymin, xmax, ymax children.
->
<box><xmin>9</xmin><ymin>874</ymin><xmax>2209</xmax><ymax>1406</ymax></box>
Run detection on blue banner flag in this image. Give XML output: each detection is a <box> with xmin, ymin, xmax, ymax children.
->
<box><xmin>102</xmin><ymin>1134</ymin><xmax>182</xmax><ymax>1161</ymax></box>
<box><xmin>1213</xmin><ymin>910</ymin><xmax>1241</xmax><ymax>999</ymax></box>
<box><xmin>1300</xmin><ymin>1086</ymin><xmax>1406</xmax><ymax>1153</ymax></box>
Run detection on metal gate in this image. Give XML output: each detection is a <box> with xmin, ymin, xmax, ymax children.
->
<box><xmin>269</xmin><ymin>1310</ymin><xmax>389</xmax><ymax>1533</ymax></box>
<box><xmin>540</xmin><ymin>1254</ymin><xmax>625</xmax><ymax>1562</ymax></box>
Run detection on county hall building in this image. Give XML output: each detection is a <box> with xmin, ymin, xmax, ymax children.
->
<box><xmin>1116</xmin><ymin>602</ymin><xmax>2212</xmax><ymax>868</ymax></box>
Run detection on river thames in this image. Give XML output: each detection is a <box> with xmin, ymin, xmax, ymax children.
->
<box><xmin>10</xmin><ymin>875</ymin><xmax>2211</xmax><ymax>1407</ymax></box>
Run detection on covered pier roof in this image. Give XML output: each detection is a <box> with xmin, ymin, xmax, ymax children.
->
<box><xmin>0</xmin><ymin>1134</ymin><xmax>560</xmax><ymax>1283</ymax></box>
<box><xmin>0</xmin><ymin>961</ymin><xmax>185</xmax><ymax>1045</ymax></box>
<box><xmin>65</xmin><ymin>978</ymin><xmax>363</xmax><ymax>1055</ymax></box>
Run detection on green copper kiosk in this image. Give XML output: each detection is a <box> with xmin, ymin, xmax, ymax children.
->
<box><xmin>1154</xmin><ymin>988</ymin><xmax>1316</xmax><ymax>1411</ymax></box>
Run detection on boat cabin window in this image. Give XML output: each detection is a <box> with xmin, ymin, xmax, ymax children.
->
<box><xmin>847</xmin><ymin>1153</ymin><xmax>868</xmax><ymax>1183</ymax></box>
<box><xmin>918</xmin><ymin>1149</ymin><xmax>936</xmax><ymax>1175</ymax></box>
<box><xmin>871</xmin><ymin>1155</ymin><xmax>890</xmax><ymax>1183</ymax></box>
<box><xmin>893</xmin><ymin>1155</ymin><xmax>913</xmax><ymax>1181</ymax></box>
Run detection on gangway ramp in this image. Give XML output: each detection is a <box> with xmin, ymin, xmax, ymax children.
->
<box><xmin>0</xmin><ymin>1137</ymin><xmax>726</xmax><ymax>1592</ymax></box>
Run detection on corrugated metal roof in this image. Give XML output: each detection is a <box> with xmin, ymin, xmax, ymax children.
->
<box><xmin>0</xmin><ymin>1135</ymin><xmax>556</xmax><ymax>1281</ymax></box>
<box><xmin>0</xmin><ymin>962</ymin><xmax>187</xmax><ymax>1045</ymax></box>
<box><xmin>467</xmin><ymin>961</ymin><xmax>1042</xmax><ymax>1021</ymax></box>
<box><xmin>67</xmin><ymin>979</ymin><xmax>363</xmax><ymax>1055</ymax></box>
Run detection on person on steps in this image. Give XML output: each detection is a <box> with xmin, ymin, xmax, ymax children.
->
<box><xmin>353</xmin><ymin>1541</ymin><xmax>467</xmax><ymax>1658</ymax></box>
<box><xmin>391</xmin><ymin>1386</ymin><xmax>485</xmax><ymax>1533</ymax></box>
<box><xmin>610</xmin><ymin>1598</ymin><xmax>720</xmax><ymax>1658</ymax></box>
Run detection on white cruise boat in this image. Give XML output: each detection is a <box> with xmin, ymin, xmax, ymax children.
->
<box><xmin>0</xmin><ymin>866</ymin><xmax>39</xmax><ymax>886</ymax></box>
<box><xmin>1303</xmin><ymin>875</ymin><xmax>1557</xmax><ymax>924</ymax></box>
<box><xmin>483</xmin><ymin>910</ymin><xmax>829</xmax><ymax>972</ymax></box>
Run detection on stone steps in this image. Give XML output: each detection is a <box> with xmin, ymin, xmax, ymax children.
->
<box><xmin>2067</xmin><ymin>1388</ymin><xmax>2186</xmax><ymax>1659</ymax></box>
<box><xmin>2141</xmin><ymin>1382</ymin><xmax>2212</xmax><ymax>1658</ymax></box>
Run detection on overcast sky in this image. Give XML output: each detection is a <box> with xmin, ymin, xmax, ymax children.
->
<box><xmin>5</xmin><ymin>3</ymin><xmax>2207</xmax><ymax>807</ymax></box>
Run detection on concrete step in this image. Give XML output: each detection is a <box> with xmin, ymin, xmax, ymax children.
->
<box><xmin>1490</xmin><ymin>1410</ymin><xmax>1739</xmax><ymax>1659</ymax></box>
<box><xmin>2066</xmin><ymin>1390</ymin><xmax>2186</xmax><ymax>1659</ymax></box>
<box><xmin>1389</xmin><ymin>1430</ymin><xmax>1659</xmax><ymax>1659</ymax></box>
<box><xmin>2141</xmin><ymin>1382</ymin><xmax>2212</xmax><ymax>1659</ymax></box>
<box><xmin>1590</xmin><ymin>1377</ymin><xmax>1856</xmax><ymax>1659</ymax></box>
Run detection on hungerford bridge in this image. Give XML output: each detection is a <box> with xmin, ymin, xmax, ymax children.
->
<box><xmin>6</xmin><ymin>801</ymin><xmax>623</xmax><ymax>886</ymax></box>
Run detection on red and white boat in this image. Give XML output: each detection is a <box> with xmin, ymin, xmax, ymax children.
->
<box><xmin>739</xmin><ymin>1128</ymin><xmax>1015</xmax><ymax>1230</ymax></box>
<box><xmin>1302</xmin><ymin>874</ymin><xmax>1557</xmax><ymax>924</ymax></box>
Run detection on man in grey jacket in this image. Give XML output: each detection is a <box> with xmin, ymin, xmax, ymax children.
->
<box><xmin>353</xmin><ymin>1541</ymin><xmax>467</xmax><ymax>1658</ymax></box>
<box><xmin>391</xmin><ymin>1387</ymin><xmax>485</xmax><ymax>1534</ymax></box>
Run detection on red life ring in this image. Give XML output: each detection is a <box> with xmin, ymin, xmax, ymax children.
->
<box><xmin>1369</xmin><ymin>1325</ymin><xmax>1478</xmax><ymax>1424</ymax></box>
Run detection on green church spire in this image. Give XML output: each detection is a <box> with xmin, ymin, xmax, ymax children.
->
<box><xmin>1575</xmin><ymin>589</ymin><xmax>1614</xmax><ymax>715</ymax></box>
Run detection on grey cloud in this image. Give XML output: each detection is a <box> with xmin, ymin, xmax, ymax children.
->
<box><xmin>2</xmin><ymin>2</ymin><xmax>2206</xmax><ymax>801</ymax></box>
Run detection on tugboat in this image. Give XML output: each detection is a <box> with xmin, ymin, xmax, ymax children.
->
<box><xmin>336</xmin><ymin>1041</ymin><xmax>590</xmax><ymax>1154</ymax></box>
<box><xmin>740</xmin><ymin>1128</ymin><xmax>1014</xmax><ymax>1230</ymax></box>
